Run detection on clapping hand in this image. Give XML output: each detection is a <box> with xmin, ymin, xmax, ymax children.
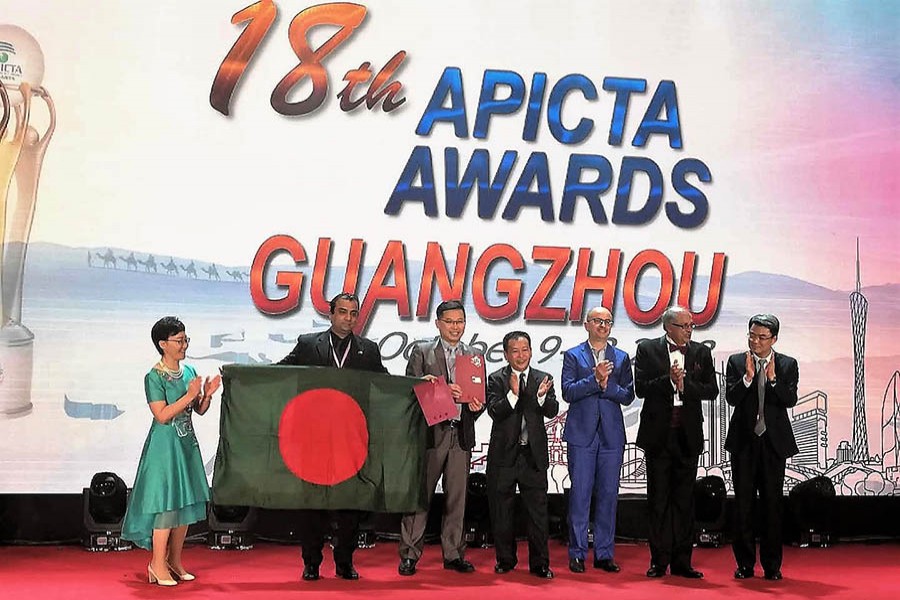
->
<box><xmin>744</xmin><ymin>351</ymin><xmax>756</xmax><ymax>381</ymax></box>
<box><xmin>203</xmin><ymin>374</ymin><xmax>222</xmax><ymax>399</ymax></box>
<box><xmin>537</xmin><ymin>375</ymin><xmax>552</xmax><ymax>397</ymax></box>
<box><xmin>594</xmin><ymin>360</ymin><xmax>612</xmax><ymax>387</ymax></box>
<box><xmin>670</xmin><ymin>361</ymin><xmax>685</xmax><ymax>392</ymax></box>
<box><xmin>509</xmin><ymin>371</ymin><xmax>520</xmax><ymax>396</ymax></box>
<box><xmin>187</xmin><ymin>376</ymin><xmax>203</xmax><ymax>400</ymax></box>
<box><xmin>765</xmin><ymin>357</ymin><xmax>776</xmax><ymax>382</ymax></box>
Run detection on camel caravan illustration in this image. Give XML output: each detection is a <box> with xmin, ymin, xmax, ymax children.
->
<box><xmin>86</xmin><ymin>248</ymin><xmax>246</xmax><ymax>282</ymax></box>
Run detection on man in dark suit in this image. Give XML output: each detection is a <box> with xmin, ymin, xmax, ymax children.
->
<box><xmin>561</xmin><ymin>306</ymin><xmax>635</xmax><ymax>574</ymax></box>
<box><xmin>485</xmin><ymin>331</ymin><xmax>559</xmax><ymax>579</ymax></box>
<box><xmin>634</xmin><ymin>306</ymin><xmax>718</xmax><ymax>579</ymax></box>
<box><xmin>278</xmin><ymin>292</ymin><xmax>388</xmax><ymax>582</ymax></box>
<box><xmin>725</xmin><ymin>314</ymin><xmax>798</xmax><ymax>581</ymax></box>
<box><xmin>398</xmin><ymin>300</ymin><xmax>485</xmax><ymax>576</ymax></box>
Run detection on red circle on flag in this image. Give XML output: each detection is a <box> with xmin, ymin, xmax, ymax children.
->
<box><xmin>278</xmin><ymin>388</ymin><xmax>368</xmax><ymax>486</ymax></box>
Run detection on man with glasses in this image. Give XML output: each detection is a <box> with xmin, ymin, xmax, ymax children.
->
<box><xmin>277</xmin><ymin>292</ymin><xmax>388</xmax><ymax>582</ymax></box>
<box><xmin>635</xmin><ymin>306</ymin><xmax>718</xmax><ymax>579</ymax></box>
<box><xmin>398</xmin><ymin>300</ymin><xmax>485</xmax><ymax>576</ymax></box>
<box><xmin>725</xmin><ymin>314</ymin><xmax>798</xmax><ymax>581</ymax></box>
<box><xmin>561</xmin><ymin>307</ymin><xmax>634</xmax><ymax>574</ymax></box>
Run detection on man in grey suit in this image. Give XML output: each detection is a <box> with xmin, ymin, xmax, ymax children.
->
<box><xmin>398</xmin><ymin>300</ymin><xmax>485</xmax><ymax>576</ymax></box>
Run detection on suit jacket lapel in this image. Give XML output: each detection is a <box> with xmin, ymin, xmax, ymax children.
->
<box><xmin>684</xmin><ymin>339</ymin><xmax>698</xmax><ymax>370</ymax></box>
<box><xmin>316</xmin><ymin>331</ymin><xmax>331</xmax><ymax>366</ymax></box>
<box><xmin>576</xmin><ymin>341</ymin><xmax>590</xmax><ymax>367</ymax></box>
<box><xmin>346</xmin><ymin>335</ymin><xmax>361</xmax><ymax>367</ymax></box>
<box><xmin>603</xmin><ymin>344</ymin><xmax>616</xmax><ymax>366</ymax></box>
<box><xmin>657</xmin><ymin>336</ymin><xmax>670</xmax><ymax>366</ymax></box>
<box><xmin>433</xmin><ymin>339</ymin><xmax>449</xmax><ymax>380</ymax></box>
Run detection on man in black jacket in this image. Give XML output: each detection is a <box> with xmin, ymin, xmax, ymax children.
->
<box><xmin>278</xmin><ymin>292</ymin><xmax>387</xmax><ymax>582</ymax></box>
<box><xmin>634</xmin><ymin>306</ymin><xmax>718</xmax><ymax>579</ymax></box>
<box><xmin>726</xmin><ymin>314</ymin><xmax>798</xmax><ymax>581</ymax></box>
<box><xmin>485</xmin><ymin>331</ymin><xmax>559</xmax><ymax>579</ymax></box>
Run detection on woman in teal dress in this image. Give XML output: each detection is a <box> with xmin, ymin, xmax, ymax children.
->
<box><xmin>122</xmin><ymin>316</ymin><xmax>221</xmax><ymax>586</ymax></box>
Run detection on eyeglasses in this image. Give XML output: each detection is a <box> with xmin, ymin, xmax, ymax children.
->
<box><xmin>165</xmin><ymin>337</ymin><xmax>190</xmax><ymax>345</ymax></box>
<box><xmin>439</xmin><ymin>319</ymin><xmax>466</xmax><ymax>326</ymax></box>
<box><xmin>670</xmin><ymin>323</ymin><xmax>695</xmax><ymax>330</ymax></box>
<box><xmin>587</xmin><ymin>318</ymin><xmax>613</xmax><ymax>326</ymax></box>
<box><xmin>747</xmin><ymin>333</ymin><xmax>773</xmax><ymax>341</ymax></box>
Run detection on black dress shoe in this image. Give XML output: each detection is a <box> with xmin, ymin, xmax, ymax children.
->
<box><xmin>443</xmin><ymin>558</ymin><xmax>475</xmax><ymax>573</ymax></box>
<box><xmin>398</xmin><ymin>558</ymin><xmax>417</xmax><ymax>576</ymax></box>
<box><xmin>594</xmin><ymin>558</ymin><xmax>620</xmax><ymax>573</ymax></box>
<box><xmin>494</xmin><ymin>562</ymin><xmax>515</xmax><ymax>574</ymax></box>
<box><xmin>335</xmin><ymin>563</ymin><xmax>359</xmax><ymax>580</ymax></box>
<box><xmin>568</xmin><ymin>558</ymin><xmax>586</xmax><ymax>573</ymax></box>
<box><xmin>671</xmin><ymin>567</ymin><xmax>704</xmax><ymax>579</ymax></box>
<box><xmin>734</xmin><ymin>566</ymin><xmax>754</xmax><ymax>579</ymax></box>
<box><xmin>529</xmin><ymin>566</ymin><xmax>554</xmax><ymax>579</ymax></box>
<box><xmin>646</xmin><ymin>565</ymin><xmax>666</xmax><ymax>578</ymax></box>
<box><xmin>764</xmin><ymin>570</ymin><xmax>783</xmax><ymax>581</ymax></box>
<box><xmin>302</xmin><ymin>564</ymin><xmax>320</xmax><ymax>581</ymax></box>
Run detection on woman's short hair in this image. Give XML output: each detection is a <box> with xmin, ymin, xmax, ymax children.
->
<box><xmin>151</xmin><ymin>316</ymin><xmax>185</xmax><ymax>355</ymax></box>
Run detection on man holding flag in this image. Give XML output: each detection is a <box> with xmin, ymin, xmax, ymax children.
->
<box><xmin>276</xmin><ymin>292</ymin><xmax>388</xmax><ymax>581</ymax></box>
<box><xmin>214</xmin><ymin>292</ymin><xmax>430</xmax><ymax>586</ymax></box>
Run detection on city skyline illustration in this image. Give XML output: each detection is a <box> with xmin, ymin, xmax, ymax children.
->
<box><xmin>506</xmin><ymin>242</ymin><xmax>900</xmax><ymax>496</ymax></box>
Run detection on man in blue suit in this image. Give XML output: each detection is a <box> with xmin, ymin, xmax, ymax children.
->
<box><xmin>561</xmin><ymin>306</ymin><xmax>635</xmax><ymax>574</ymax></box>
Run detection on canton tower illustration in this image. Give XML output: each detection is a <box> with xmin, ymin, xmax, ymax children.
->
<box><xmin>849</xmin><ymin>239</ymin><xmax>869</xmax><ymax>461</ymax></box>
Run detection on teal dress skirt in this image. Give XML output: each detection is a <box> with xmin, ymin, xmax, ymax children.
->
<box><xmin>122</xmin><ymin>364</ymin><xmax>210</xmax><ymax>549</ymax></box>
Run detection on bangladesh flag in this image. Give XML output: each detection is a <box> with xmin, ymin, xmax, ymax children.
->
<box><xmin>212</xmin><ymin>365</ymin><xmax>427</xmax><ymax>512</ymax></box>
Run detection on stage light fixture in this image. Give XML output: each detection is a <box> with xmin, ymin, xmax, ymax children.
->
<box><xmin>464</xmin><ymin>472</ymin><xmax>492</xmax><ymax>548</ymax></box>
<box><xmin>207</xmin><ymin>503</ymin><xmax>256</xmax><ymax>550</ymax></box>
<box><xmin>82</xmin><ymin>472</ymin><xmax>132</xmax><ymax>551</ymax></box>
<box><xmin>789</xmin><ymin>475</ymin><xmax>835</xmax><ymax>548</ymax></box>
<box><xmin>693</xmin><ymin>475</ymin><xmax>726</xmax><ymax>547</ymax></box>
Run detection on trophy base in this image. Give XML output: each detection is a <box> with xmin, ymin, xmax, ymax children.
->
<box><xmin>0</xmin><ymin>402</ymin><xmax>33</xmax><ymax>419</ymax></box>
<box><xmin>0</xmin><ymin>321</ymin><xmax>35</xmax><ymax>419</ymax></box>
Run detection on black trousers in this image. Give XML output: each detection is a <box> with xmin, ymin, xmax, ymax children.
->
<box><xmin>645</xmin><ymin>426</ymin><xmax>698</xmax><ymax>571</ymax></box>
<box><xmin>487</xmin><ymin>445</ymin><xmax>550</xmax><ymax>570</ymax></box>
<box><xmin>731</xmin><ymin>433</ymin><xmax>786</xmax><ymax>574</ymax></box>
<box><xmin>297</xmin><ymin>509</ymin><xmax>363</xmax><ymax>567</ymax></box>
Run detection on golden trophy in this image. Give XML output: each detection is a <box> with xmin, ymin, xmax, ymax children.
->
<box><xmin>0</xmin><ymin>25</ymin><xmax>49</xmax><ymax>418</ymax></box>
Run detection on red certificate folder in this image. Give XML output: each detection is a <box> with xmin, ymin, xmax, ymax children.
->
<box><xmin>413</xmin><ymin>376</ymin><xmax>458</xmax><ymax>426</ymax></box>
<box><xmin>455</xmin><ymin>353</ymin><xmax>486</xmax><ymax>405</ymax></box>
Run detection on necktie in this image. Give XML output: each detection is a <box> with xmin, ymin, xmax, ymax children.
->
<box><xmin>518</xmin><ymin>373</ymin><xmax>528</xmax><ymax>445</ymax></box>
<box><xmin>447</xmin><ymin>347</ymin><xmax>461</xmax><ymax>418</ymax></box>
<box><xmin>446</xmin><ymin>346</ymin><xmax>456</xmax><ymax>383</ymax></box>
<box><xmin>753</xmin><ymin>358</ymin><xmax>767</xmax><ymax>436</ymax></box>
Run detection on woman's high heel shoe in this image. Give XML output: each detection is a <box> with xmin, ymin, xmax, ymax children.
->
<box><xmin>167</xmin><ymin>563</ymin><xmax>196</xmax><ymax>582</ymax></box>
<box><xmin>148</xmin><ymin>564</ymin><xmax>178</xmax><ymax>587</ymax></box>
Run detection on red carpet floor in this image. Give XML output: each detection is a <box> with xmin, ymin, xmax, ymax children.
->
<box><xmin>1</xmin><ymin>540</ymin><xmax>899</xmax><ymax>599</ymax></box>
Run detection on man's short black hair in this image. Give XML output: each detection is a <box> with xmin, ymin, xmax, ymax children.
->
<box><xmin>329</xmin><ymin>292</ymin><xmax>360</xmax><ymax>314</ymax></box>
<box><xmin>151</xmin><ymin>316</ymin><xmax>185</xmax><ymax>356</ymax></box>
<box><xmin>749</xmin><ymin>313</ymin><xmax>780</xmax><ymax>337</ymax></box>
<box><xmin>502</xmin><ymin>330</ymin><xmax>531</xmax><ymax>353</ymax></box>
<box><xmin>436</xmin><ymin>299</ymin><xmax>465</xmax><ymax>319</ymax></box>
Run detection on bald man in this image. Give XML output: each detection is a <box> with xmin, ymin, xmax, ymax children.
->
<box><xmin>561</xmin><ymin>307</ymin><xmax>635</xmax><ymax>574</ymax></box>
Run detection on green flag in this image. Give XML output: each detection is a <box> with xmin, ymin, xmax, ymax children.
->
<box><xmin>212</xmin><ymin>365</ymin><xmax>427</xmax><ymax>512</ymax></box>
